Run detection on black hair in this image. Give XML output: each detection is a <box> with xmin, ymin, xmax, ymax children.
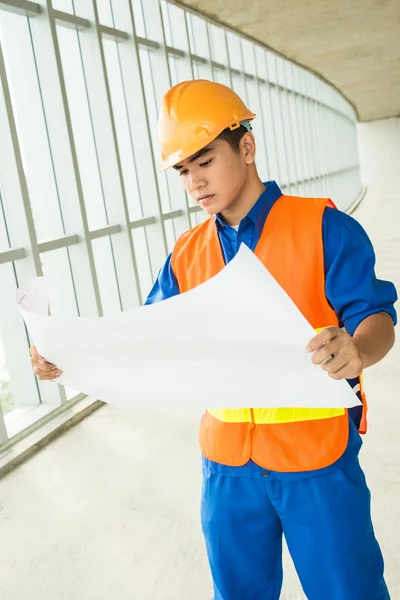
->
<box><xmin>216</xmin><ymin>124</ymin><xmax>249</xmax><ymax>153</ymax></box>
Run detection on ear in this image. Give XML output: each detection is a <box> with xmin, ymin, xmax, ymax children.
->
<box><xmin>241</xmin><ymin>132</ymin><xmax>256</xmax><ymax>165</ymax></box>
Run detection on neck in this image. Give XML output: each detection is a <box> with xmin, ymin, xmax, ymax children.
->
<box><xmin>220</xmin><ymin>175</ymin><xmax>266</xmax><ymax>227</ymax></box>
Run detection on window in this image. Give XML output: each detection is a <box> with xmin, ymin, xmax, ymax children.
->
<box><xmin>0</xmin><ymin>0</ymin><xmax>360</xmax><ymax>446</ymax></box>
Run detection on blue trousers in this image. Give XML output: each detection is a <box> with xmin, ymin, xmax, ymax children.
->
<box><xmin>201</xmin><ymin>458</ymin><xmax>389</xmax><ymax>600</ymax></box>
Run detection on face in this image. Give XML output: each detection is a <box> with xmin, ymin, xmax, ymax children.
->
<box><xmin>173</xmin><ymin>134</ymin><xmax>256</xmax><ymax>216</ymax></box>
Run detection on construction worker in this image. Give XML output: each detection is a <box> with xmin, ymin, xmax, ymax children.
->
<box><xmin>31</xmin><ymin>80</ymin><xmax>397</xmax><ymax>600</ymax></box>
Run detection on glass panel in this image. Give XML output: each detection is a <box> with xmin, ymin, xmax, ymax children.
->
<box><xmin>139</xmin><ymin>48</ymin><xmax>171</xmax><ymax>213</ymax></box>
<box><xmin>231</xmin><ymin>73</ymin><xmax>246</xmax><ymax>103</ymax></box>
<box><xmin>241</xmin><ymin>39</ymin><xmax>256</xmax><ymax>77</ymax></box>
<box><xmin>190</xmin><ymin>210</ymin><xmax>199</xmax><ymax>228</ymax></box>
<box><xmin>131</xmin><ymin>0</ymin><xmax>147</xmax><ymax>38</ymax></box>
<box><xmin>0</xmin><ymin>262</ymin><xmax>43</xmax><ymax>427</ymax></box>
<box><xmin>254</xmin><ymin>47</ymin><xmax>267</xmax><ymax>82</ymax></box>
<box><xmin>40</xmin><ymin>248</ymin><xmax>79</xmax><ymax>317</ymax></box>
<box><xmin>266</xmin><ymin>51</ymin><xmax>278</xmax><ymax>85</ymax></box>
<box><xmin>261</xmin><ymin>82</ymin><xmax>280</xmax><ymax>182</ymax></box>
<box><xmin>168</xmin><ymin>56</ymin><xmax>179</xmax><ymax>86</ymax></box>
<box><xmin>187</xmin><ymin>13</ymin><xmax>209</xmax><ymax>59</ymax></box>
<box><xmin>0</xmin><ymin>337</ymin><xmax>13</xmax><ymax>415</ymax></box>
<box><xmin>132</xmin><ymin>227</ymin><xmax>154</xmax><ymax>300</ymax></box>
<box><xmin>0</xmin><ymin>12</ymin><xmax>66</xmax><ymax>241</ymax></box>
<box><xmin>226</xmin><ymin>32</ymin><xmax>242</xmax><ymax>72</ymax></box>
<box><xmin>160</xmin><ymin>1</ymin><xmax>172</xmax><ymax>46</ymax></box>
<box><xmin>103</xmin><ymin>38</ymin><xmax>143</xmax><ymax>221</ymax></box>
<box><xmin>163</xmin><ymin>2</ymin><xmax>188</xmax><ymax>52</ymax></box>
<box><xmin>51</xmin><ymin>0</ymin><xmax>74</xmax><ymax>11</ymax></box>
<box><xmin>91</xmin><ymin>236</ymin><xmax>122</xmax><ymax>316</ymax></box>
<box><xmin>213</xmin><ymin>66</ymin><xmax>231</xmax><ymax>87</ymax></box>
<box><xmin>209</xmin><ymin>24</ymin><xmax>228</xmax><ymax>66</ymax></box>
<box><xmin>0</xmin><ymin>189</ymin><xmax>11</xmax><ymax>252</ymax></box>
<box><xmin>96</xmin><ymin>0</ymin><xmax>114</xmax><ymax>28</ymax></box>
<box><xmin>57</xmin><ymin>26</ymin><xmax>109</xmax><ymax>230</ymax></box>
<box><xmin>164</xmin><ymin>219</ymin><xmax>176</xmax><ymax>254</ymax></box>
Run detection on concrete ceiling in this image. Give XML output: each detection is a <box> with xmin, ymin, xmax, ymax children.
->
<box><xmin>177</xmin><ymin>0</ymin><xmax>400</xmax><ymax>122</ymax></box>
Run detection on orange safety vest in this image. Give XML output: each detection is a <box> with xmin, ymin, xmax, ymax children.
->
<box><xmin>171</xmin><ymin>194</ymin><xmax>367</xmax><ymax>472</ymax></box>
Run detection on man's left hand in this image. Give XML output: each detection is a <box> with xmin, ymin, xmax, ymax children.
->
<box><xmin>307</xmin><ymin>327</ymin><xmax>363</xmax><ymax>380</ymax></box>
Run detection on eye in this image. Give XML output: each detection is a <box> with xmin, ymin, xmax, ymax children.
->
<box><xmin>200</xmin><ymin>159</ymin><xmax>213</xmax><ymax>167</ymax></box>
<box><xmin>179</xmin><ymin>169</ymin><xmax>188</xmax><ymax>177</ymax></box>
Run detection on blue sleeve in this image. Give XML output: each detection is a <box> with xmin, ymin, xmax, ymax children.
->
<box><xmin>144</xmin><ymin>253</ymin><xmax>180</xmax><ymax>305</ymax></box>
<box><xmin>323</xmin><ymin>207</ymin><xmax>397</xmax><ymax>335</ymax></box>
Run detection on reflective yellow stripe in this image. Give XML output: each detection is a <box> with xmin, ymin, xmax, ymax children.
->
<box><xmin>207</xmin><ymin>407</ymin><xmax>345</xmax><ymax>424</ymax></box>
<box><xmin>253</xmin><ymin>408</ymin><xmax>344</xmax><ymax>423</ymax></box>
<box><xmin>207</xmin><ymin>409</ymin><xmax>252</xmax><ymax>423</ymax></box>
<box><xmin>359</xmin><ymin>371</ymin><xmax>365</xmax><ymax>396</ymax></box>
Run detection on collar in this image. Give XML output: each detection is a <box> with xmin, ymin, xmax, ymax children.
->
<box><xmin>215</xmin><ymin>181</ymin><xmax>282</xmax><ymax>237</ymax></box>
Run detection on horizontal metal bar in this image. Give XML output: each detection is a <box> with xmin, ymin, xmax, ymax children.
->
<box><xmin>38</xmin><ymin>234</ymin><xmax>80</xmax><ymax>253</ymax></box>
<box><xmin>191</xmin><ymin>54</ymin><xmax>207</xmax><ymax>65</ymax></box>
<box><xmin>130</xmin><ymin>216</ymin><xmax>157</xmax><ymax>229</ymax></box>
<box><xmin>329</xmin><ymin>164</ymin><xmax>359</xmax><ymax>175</ymax></box>
<box><xmin>99</xmin><ymin>24</ymin><xmax>129</xmax><ymax>42</ymax></box>
<box><xmin>88</xmin><ymin>224</ymin><xmax>122</xmax><ymax>239</ymax></box>
<box><xmin>0</xmin><ymin>0</ymin><xmax>40</xmax><ymax>17</ymax></box>
<box><xmin>0</xmin><ymin>247</ymin><xmax>26</xmax><ymax>264</ymax></box>
<box><xmin>283</xmin><ymin>164</ymin><xmax>359</xmax><ymax>188</ymax></box>
<box><xmin>52</xmin><ymin>9</ymin><xmax>90</xmax><ymax>30</ymax></box>
<box><xmin>135</xmin><ymin>36</ymin><xmax>160</xmax><ymax>51</ymax></box>
<box><xmin>167</xmin><ymin>45</ymin><xmax>185</xmax><ymax>58</ymax></box>
<box><xmin>212</xmin><ymin>61</ymin><xmax>227</xmax><ymax>71</ymax></box>
<box><xmin>324</xmin><ymin>165</ymin><xmax>359</xmax><ymax>178</ymax></box>
<box><xmin>163</xmin><ymin>209</ymin><xmax>184</xmax><ymax>220</ymax></box>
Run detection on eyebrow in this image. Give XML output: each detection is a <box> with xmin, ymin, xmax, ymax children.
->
<box><xmin>173</xmin><ymin>147</ymin><xmax>214</xmax><ymax>170</ymax></box>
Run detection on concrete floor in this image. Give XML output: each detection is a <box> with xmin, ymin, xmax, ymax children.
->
<box><xmin>1</xmin><ymin>120</ymin><xmax>399</xmax><ymax>599</ymax></box>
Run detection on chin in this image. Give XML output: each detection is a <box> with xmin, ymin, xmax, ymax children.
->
<box><xmin>201</xmin><ymin>206</ymin><xmax>217</xmax><ymax>216</ymax></box>
<box><xmin>199</xmin><ymin>199</ymin><xmax>226</xmax><ymax>216</ymax></box>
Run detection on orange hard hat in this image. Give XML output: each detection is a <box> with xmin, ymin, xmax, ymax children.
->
<box><xmin>158</xmin><ymin>79</ymin><xmax>256</xmax><ymax>172</ymax></box>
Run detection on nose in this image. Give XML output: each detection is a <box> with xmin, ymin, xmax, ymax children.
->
<box><xmin>189</xmin><ymin>170</ymin><xmax>207</xmax><ymax>193</ymax></box>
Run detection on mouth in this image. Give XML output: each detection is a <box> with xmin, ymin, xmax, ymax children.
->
<box><xmin>197</xmin><ymin>194</ymin><xmax>215</xmax><ymax>205</ymax></box>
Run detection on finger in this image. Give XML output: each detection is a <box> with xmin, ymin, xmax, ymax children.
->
<box><xmin>311</xmin><ymin>338</ymin><xmax>342</xmax><ymax>365</ymax></box>
<box><xmin>37</xmin><ymin>374</ymin><xmax>57</xmax><ymax>381</ymax></box>
<box><xmin>33</xmin><ymin>365</ymin><xmax>59</xmax><ymax>375</ymax></box>
<box><xmin>307</xmin><ymin>327</ymin><xmax>341</xmax><ymax>352</ymax></box>
<box><xmin>31</xmin><ymin>358</ymin><xmax>56</xmax><ymax>371</ymax></box>
<box><xmin>329</xmin><ymin>358</ymin><xmax>362</xmax><ymax>379</ymax></box>
<box><xmin>34</xmin><ymin>367</ymin><xmax>63</xmax><ymax>380</ymax></box>
<box><xmin>322</xmin><ymin>353</ymin><xmax>348</xmax><ymax>374</ymax></box>
<box><xmin>327</xmin><ymin>363</ymin><xmax>352</xmax><ymax>380</ymax></box>
<box><xmin>33</xmin><ymin>366</ymin><xmax>53</xmax><ymax>378</ymax></box>
<box><xmin>30</xmin><ymin>345</ymin><xmax>46</xmax><ymax>365</ymax></box>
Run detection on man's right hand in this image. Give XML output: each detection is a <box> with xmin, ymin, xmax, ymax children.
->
<box><xmin>30</xmin><ymin>345</ymin><xmax>63</xmax><ymax>381</ymax></box>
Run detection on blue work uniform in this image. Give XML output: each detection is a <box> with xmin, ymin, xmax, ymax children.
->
<box><xmin>145</xmin><ymin>181</ymin><xmax>397</xmax><ymax>600</ymax></box>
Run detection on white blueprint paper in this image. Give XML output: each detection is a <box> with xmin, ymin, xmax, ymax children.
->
<box><xmin>17</xmin><ymin>245</ymin><xmax>361</xmax><ymax>409</ymax></box>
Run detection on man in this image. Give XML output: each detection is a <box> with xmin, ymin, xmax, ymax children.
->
<box><xmin>32</xmin><ymin>80</ymin><xmax>397</xmax><ymax>599</ymax></box>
